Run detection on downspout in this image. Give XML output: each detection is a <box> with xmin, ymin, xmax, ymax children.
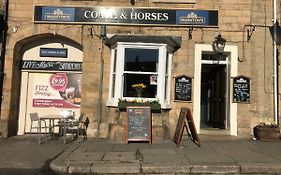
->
<box><xmin>0</xmin><ymin>0</ymin><xmax>8</xmax><ymax>115</ymax></box>
<box><xmin>97</xmin><ymin>25</ymin><xmax>106</xmax><ymax>137</ymax></box>
<box><xmin>273</xmin><ymin>0</ymin><xmax>279</xmax><ymax>126</ymax></box>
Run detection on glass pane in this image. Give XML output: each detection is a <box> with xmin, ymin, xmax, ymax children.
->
<box><xmin>124</xmin><ymin>48</ymin><xmax>158</xmax><ymax>72</ymax></box>
<box><xmin>123</xmin><ymin>73</ymin><xmax>157</xmax><ymax>98</ymax></box>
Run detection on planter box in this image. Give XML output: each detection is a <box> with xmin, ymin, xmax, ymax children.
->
<box><xmin>254</xmin><ymin>126</ymin><xmax>281</xmax><ymax>141</ymax></box>
<box><xmin>118</xmin><ymin>102</ymin><xmax>161</xmax><ymax>112</ymax></box>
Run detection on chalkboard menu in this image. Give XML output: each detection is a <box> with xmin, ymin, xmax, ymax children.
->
<box><xmin>175</xmin><ymin>75</ymin><xmax>192</xmax><ymax>101</ymax></box>
<box><xmin>233</xmin><ymin>76</ymin><xmax>250</xmax><ymax>103</ymax></box>
<box><xmin>173</xmin><ymin>107</ymin><xmax>200</xmax><ymax>147</ymax></box>
<box><xmin>126</xmin><ymin>106</ymin><xmax>151</xmax><ymax>144</ymax></box>
<box><xmin>173</xmin><ymin>108</ymin><xmax>188</xmax><ymax>146</ymax></box>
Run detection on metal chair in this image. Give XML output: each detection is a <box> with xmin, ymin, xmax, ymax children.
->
<box><xmin>77</xmin><ymin>114</ymin><xmax>89</xmax><ymax>140</ymax></box>
<box><xmin>58</xmin><ymin>110</ymin><xmax>79</xmax><ymax>144</ymax></box>
<box><xmin>29</xmin><ymin>112</ymin><xmax>51</xmax><ymax>143</ymax></box>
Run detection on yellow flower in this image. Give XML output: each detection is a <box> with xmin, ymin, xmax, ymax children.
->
<box><xmin>132</xmin><ymin>83</ymin><xmax>146</xmax><ymax>89</ymax></box>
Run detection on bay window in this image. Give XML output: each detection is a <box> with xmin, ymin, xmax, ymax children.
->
<box><xmin>106</xmin><ymin>36</ymin><xmax>180</xmax><ymax>109</ymax></box>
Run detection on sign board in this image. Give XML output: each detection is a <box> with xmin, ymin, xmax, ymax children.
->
<box><xmin>173</xmin><ymin>107</ymin><xmax>200</xmax><ymax>147</ymax></box>
<box><xmin>21</xmin><ymin>60</ymin><xmax>82</xmax><ymax>71</ymax></box>
<box><xmin>175</xmin><ymin>75</ymin><xmax>192</xmax><ymax>101</ymax></box>
<box><xmin>186</xmin><ymin>108</ymin><xmax>200</xmax><ymax>146</ymax></box>
<box><xmin>233</xmin><ymin>76</ymin><xmax>250</xmax><ymax>103</ymax></box>
<box><xmin>34</xmin><ymin>6</ymin><xmax>218</xmax><ymax>27</ymax></box>
<box><xmin>173</xmin><ymin>107</ymin><xmax>188</xmax><ymax>146</ymax></box>
<box><xmin>40</xmin><ymin>48</ymin><xmax>68</xmax><ymax>58</ymax></box>
<box><xmin>126</xmin><ymin>106</ymin><xmax>151</xmax><ymax>144</ymax></box>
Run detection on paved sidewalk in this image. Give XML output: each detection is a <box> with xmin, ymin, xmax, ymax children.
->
<box><xmin>51</xmin><ymin>135</ymin><xmax>281</xmax><ymax>174</ymax></box>
<box><xmin>1</xmin><ymin>135</ymin><xmax>281</xmax><ymax>174</ymax></box>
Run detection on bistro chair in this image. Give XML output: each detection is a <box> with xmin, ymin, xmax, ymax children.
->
<box><xmin>29</xmin><ymin>112</ymin><xmax>52</xmax><ymax>143</ymax></box>
<box><xmin>77</xmin><ymin>114</ymin><xmax>89</xmax><ymax>140</ymax></box>
<box><xmin>58</xmin><ymin>110</ymin><xmax>79</xmax><ymax>144</ymax></box>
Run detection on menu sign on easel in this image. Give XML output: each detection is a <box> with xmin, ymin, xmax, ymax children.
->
<box><xmin>233</xmin><ymin>76</ymin><xmax>250</xmax><ymax>103</ymax></box>
<box><xmin>173</xmin><ymin>107</ymin><xmax>200</xmax><ymax>147</ymax></box>
<box><xmin>126</xmin><ymin>106</ymin><xmax>151</xmax><ymax>144</ymax></box>
<box><xmin>175</xmin><ymin>75</ymin><xmax>192</xmax><ymax>101</ymax></box>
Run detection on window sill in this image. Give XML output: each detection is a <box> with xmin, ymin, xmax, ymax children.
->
<box><xmin>118</xmin><ymin>102</ymin><xmax>161</xmax><ymax>113</ymax></box>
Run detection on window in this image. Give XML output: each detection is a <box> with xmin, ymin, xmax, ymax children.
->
<box><xmin>107</xmin><ymin>43</ymin><xmax>172</xmax><ymax>108</ymax></box>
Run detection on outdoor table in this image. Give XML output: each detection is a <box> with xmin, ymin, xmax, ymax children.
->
<box><xmin>38</xmin><ymin>114</ymin><xmax>61</xmax><ymax>144</ymax></box>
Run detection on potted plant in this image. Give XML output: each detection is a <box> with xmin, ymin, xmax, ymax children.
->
<box><xmin>118</xmin><ymin>98</ymin><xmax>161</xmax><ymax>112</ymax></box>
<box><xmin>132</xmin><ymin>83</ymin><xmax>146</xmax><ymax>97</ymax></box>
<box><xmin>253</xmin><ymin>121</ymin><xmax>280</xmax><ymax>141</ymax></box>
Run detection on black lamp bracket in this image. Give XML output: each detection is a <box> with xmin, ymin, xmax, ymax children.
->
<box><xmin>247</xmin><ymin>26</ymin><xmax>255</xmax><ymax>41</ymax></box>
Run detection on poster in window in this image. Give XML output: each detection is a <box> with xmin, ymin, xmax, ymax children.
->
<box><xmin>150</xmin><ymin>75</ymin><xmax>157</xmax><ymax>85</ymax></box>
<box><xmin>233</xmin><ymin>76</ymin><xmax>250</xmax><ymax>103</ymax></box>
<box><xmin>32</xmin><ymin>73</ymin><xmax>81</xmax><ymax>108</ymax></box>
<box><xmin>174</xmin><ymin>75</ymin><xmax>192</xmax><ymax>101</ymax></box>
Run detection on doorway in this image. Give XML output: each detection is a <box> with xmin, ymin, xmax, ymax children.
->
<box><xmin>201</xmin><ymin>64</ymin><xmax>227</xmax><ymax>129</ymax></box>
<box><xmin>194</xmin><ymin>44</ymin><xmax>238</xmax><ymax>136</ymax></box>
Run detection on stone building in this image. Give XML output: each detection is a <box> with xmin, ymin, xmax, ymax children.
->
<box><xmin>0</xmin><ymin>0</ymin><xmax>280</xmax><ymax>142</ymax></box>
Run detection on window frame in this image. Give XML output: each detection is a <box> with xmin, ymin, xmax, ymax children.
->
<box><xmin>107</xmin><ymin>42</ymin><xmax>172</xmax><ymax>109</ymax></box>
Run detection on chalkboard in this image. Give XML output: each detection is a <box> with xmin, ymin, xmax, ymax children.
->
<box><xmin>173</xmin><ymin>108</ymin><xmax>188</xmax><ymax>146</ymax></box>
<box><xmin>175</xmin><ymin>75</ymin><xmax>192</xmax><ymax>101</ymax></box>
<box><xmin>186</xmin><ymin>108</ymin><xmax>200</xmax><ymax>147</ymax></box>
<box><xmin>233</xmin><ymin>76</ymin><xmax>250</xmax><ymax>103</ymax></box>
<box><xmin>126</xmin><ymin>106</ymin><xmax>151</xmax><ymax>144</ymax></box>
<box><xmin>173</xmin><ymin>107</ymin><xmax>200</xmax><ymax>147</ymax></box>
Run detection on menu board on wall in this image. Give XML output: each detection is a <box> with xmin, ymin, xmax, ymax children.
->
<box><xmin>126</xmin><ymin>106</ymin><xmax>151</xmax><ymax>144</ymax></box>
<box><xmin>233</xmin><ymin>76</ymin><xmax>250</xmax><ymax>103</ymax></box>
<box><xmin>175</xmin><ymin>75</ymin><xmax>192</xmax><ymax>101</ymax></box>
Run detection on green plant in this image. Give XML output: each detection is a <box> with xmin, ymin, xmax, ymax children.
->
<box><xmin>256</xmin><ymin>121</ymin><xmax>279</xmax><ymax>128</ymax></box>
<box><xmin>118</xmin><ymin>98</ymin><xmax>160</xmax><ymax>105</ymax></box>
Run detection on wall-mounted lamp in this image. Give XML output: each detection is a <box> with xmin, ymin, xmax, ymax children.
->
<box><xmin>12</xmin><ymin>25</ymin><xmax>20</xmax><ymax>33</ymax></box>
<box><xmin>212</xmin><ymin>34</ymin><xmax>226</xmax><ymax>54</ymax></box>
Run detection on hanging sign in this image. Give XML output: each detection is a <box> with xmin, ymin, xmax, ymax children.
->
<box><xmin>34</xmin><ymin>6</ymin><xmax>218</xmax><ymax>27</ymax></box>
<box><xmin>174</xmin><ymin>75</ymin><xmax>192</xmax><ymax>101</ymax></box>
<box><xmin>233</xmin><ymin>76</ymin><xmax>250</xmax><ymax>103</ymax></box>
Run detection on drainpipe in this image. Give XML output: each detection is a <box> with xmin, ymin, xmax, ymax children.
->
<box><xmin>0</xmin><ymin>0</ymin><xmax>8</xmax><ymax>137</ymax></box>
<box><xmin>97</xmin><ymin>25</ymin><xmax>106</xmax><ymax>137</ymax></box>
<box><xmin>0</xmin><ymin>0</ymin><xmax>8</xmax><ymax>115</ymax></box>
<box><xmin>273</xmin><ymin>0</ymin><xmax>279</xmax><ymax>126</ymax></box>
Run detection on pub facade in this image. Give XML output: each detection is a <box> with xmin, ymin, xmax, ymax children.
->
<box><xmin>0</xmin><ymin>0</ymin><xmax>280</xmax><ymax>142</ymax></box>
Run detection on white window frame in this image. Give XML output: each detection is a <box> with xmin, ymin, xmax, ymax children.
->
<box><xmin>106</xmin><ymin>42</ymin><xmax>172</xmax><ymax>109</ymax></box>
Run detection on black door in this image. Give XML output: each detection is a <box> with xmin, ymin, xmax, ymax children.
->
<box><xmin>201</xmin><ymin>64</ymin><xmax>226</xmax><ymax>129</ymax></box>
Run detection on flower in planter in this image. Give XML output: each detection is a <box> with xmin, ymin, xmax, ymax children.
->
<box><xmin>132</xmin><ymin>83</ymin><xmax>146</xmax><ymax>97</ymax></box>
<box><xmin>256</xmin><ymin>121</ymin><xmax>278</xmax><ymax>128</ymax></box>
<box><xmin>118</xmin><ymin>98</ymin><xmax>160</xmax><ymax>105</ymax></box>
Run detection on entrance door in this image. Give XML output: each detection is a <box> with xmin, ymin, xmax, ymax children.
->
<box><xmin>201</xmin><ymin>64</ymin><xmax>227</xmax><ymax>129</ymax></box>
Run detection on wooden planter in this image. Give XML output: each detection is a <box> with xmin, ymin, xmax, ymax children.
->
<box><xmin>118</xmin><ymin>102</ymin><xmax>161</xmax><ymax>112</ymax></box>
<box><xmin>254</xmin><ymin>126</ymin><xmax>281</xmax><ymax>141</ymax></box>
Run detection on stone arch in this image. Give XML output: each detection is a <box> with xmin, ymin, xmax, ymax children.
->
<box><xmin>5</xmin><ymin>33</ymin><xmax>83</xmax><ymax>137</ymax></box>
